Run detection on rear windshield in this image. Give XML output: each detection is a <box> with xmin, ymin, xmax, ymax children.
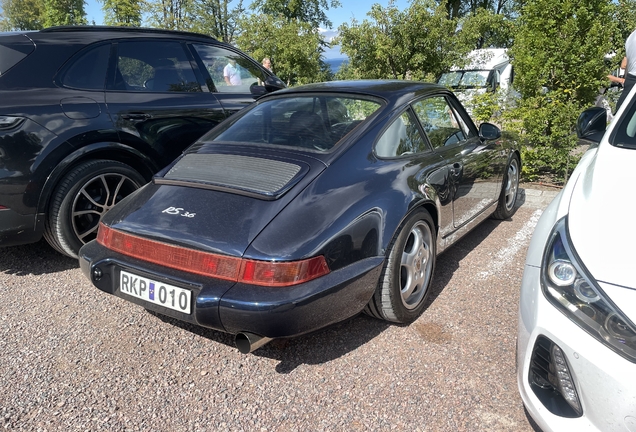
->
<box><xmin>204</xmin><ymin>94</ymin><xmax>383</xmax><ymax>153</ymax></box>
<box><xmin>0</xmin><ymin>34</ymin><xmax>35</xmax><ymax>75</ymax></box>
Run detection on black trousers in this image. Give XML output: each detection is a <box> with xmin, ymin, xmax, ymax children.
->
<box><xmin>615</xmin><ymin>73</ymin><xmax>636</xmax><ymax>112</ymax></box>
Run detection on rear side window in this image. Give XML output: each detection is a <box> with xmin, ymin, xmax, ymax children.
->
<box><xmin>111</xmin><ymin>41</ymin><xmax>200</xmax><ymax>93</ymax></box>
<box><xmin>0</xmin><ymin>34</ymin><xmax>35</xmax><ymax>75</ymax></box>
<box><xmin>375</xmin><ymin>110</ymin><xmax>429</xmax><ymax>157</ymax></box>
<box><xmin>60</xmin><ymin>44</ymin><xmax>110</xmax><ymax>90</ymax></box>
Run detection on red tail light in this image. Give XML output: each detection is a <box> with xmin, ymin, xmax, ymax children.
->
<box><xmin>97</xmin><ymin>224</ymin><xmax>330</xmax><ymax>286</ymax></box>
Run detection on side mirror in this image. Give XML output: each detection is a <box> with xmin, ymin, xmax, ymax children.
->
<box><xmin>576</xmin><ymin>107</ymin><xmax>606</xmax><ymax>142</ymax></box>
<box><xmin>478</xmin><ymin>122</ymin><xmax>501</xmax><ymax>141</ymax></box>
<box><xmin>265</xmin><ymin>75</ymin><xmax>285</xmax><ymax>92</ymax></box>
<box><xmin>250</xmin><ymin>75</ymin><xmax>286</xmax><ymax>97</ymax></box>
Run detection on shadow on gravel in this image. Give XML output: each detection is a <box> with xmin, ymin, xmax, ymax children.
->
<box><xmin>149</xmin><ymin>309</ymin><xmax>391</xmax><ymax>373</ymax></box>
<box><xmin>149</xmin><ymin>215</ymin><xmax>517</xmax><ymax>373</ymax></box>
<box><xmin>0</xmin><ymin>239</ymin><xmax>77</xmax><ymax>275</ymax></box>
<box><xmin>422</xmin><ymin>216</ymin><xmax>502</xmax><ymax>311</ymax></box>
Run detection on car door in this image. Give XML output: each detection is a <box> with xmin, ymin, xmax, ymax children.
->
<box><xmin>412</xmin><ymin>95</ymin><xmax>504</xmax><ymax>229</ymax></box>
<box><xmin>374</xmin><ymin>109</ymin><xmax>455</xmax><ymax>238</ymax></box>
<box><xmin>105</xmin><ymin>39</ymin><xmax>227</xmax><ymax>171</ymax></box>
<box><xmin>189</xmin><ymin>43</ymin><xmax>270</xmax><ymax>116</ymax></box>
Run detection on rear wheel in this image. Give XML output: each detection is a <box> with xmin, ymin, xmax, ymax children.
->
<box><xmin>364</xmin><ymin>210</ymin><xmax>436</xmax><ymax>323</ymax></box>
<box><xmin>492</xmin><ymin>155</ymin><xmax>520</xmax><ymax>220</ymax></box>
<box><xmin>44</xmin><ymin>160</ymin><xmax>145</xmax><ymax>258</ymax></box>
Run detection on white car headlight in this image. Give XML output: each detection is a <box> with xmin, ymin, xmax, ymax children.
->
<box><xmin>541</xmin><ymin>217</ymin><xmax>636</xmax><ymax>362</ymax></box>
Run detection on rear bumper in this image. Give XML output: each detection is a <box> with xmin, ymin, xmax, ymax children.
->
<box><xmin>0</xmin><ymin>209</ymin><xmax>42</xmax><ymax>247</ymax></box>
<box><xmin>79</xmin><ymin>240</ymin><xmax>383</xmax><ymax>338</ymax></box>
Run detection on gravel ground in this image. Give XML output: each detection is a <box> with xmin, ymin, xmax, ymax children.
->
<box><xmin>0</xmin><ymin>199</ymin><xmax>547</xmax><ymax>431</ymax></box>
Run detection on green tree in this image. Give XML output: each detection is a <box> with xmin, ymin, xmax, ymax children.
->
<box><xmin>249</xmin><ymin>0</ymin><xmax>341</xmax><ymax>28</ymax></box>
<box><xmin>336</xmin><ymin>0</ymin><xmax>464</xmax><ymax>80</ymax></box>
<box><xmin>101</xmin><ymin>0</ymin><xmax>143</xmax><ymax>26</ymax></box>
<box><xmin>0</xmin><ymin>0</ymin><xmax>44</xmax><ymax>30</ymax></box>
<box><xmin>43</xmin><ymin>0</ymin><xmax>87</xmax><ymax>26</ymax></box>
<box><xmin>236</xmin><ymin>14</ymin><xmax>331</xmax><ymax>86</ymax></box>
<box><xmin>442</xmin><ymin>0</ymin><xmax>518</xmax><ymax>20</ymax></box>
<box><xmin>189</xmin><ymin>0</ymin><xmax>244</xmax><ymax>43</ymax></box>
<box><xmin>145</xmin><ymin>0</ymin><xmax>193</xmax><ymax>30</ymax></box>
<box><xmin>508</xmin><ymin>0</ymin><xmax>616</xmax><ymax>183</ymax></box>
<box><xmin>457</xmin><ymin>8</ymin><xmax>515</xmax><ymax>49</ymax></box>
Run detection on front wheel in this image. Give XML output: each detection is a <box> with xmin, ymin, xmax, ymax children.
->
<box><xmin>44</xmin><ymin>160</ymin><xmax>146</xmax><ymax>258</ymax></box>
<box><xmin>492</xmin><ymin>155</ymin><xmax>520</xmax><ymax>220</ymax></box>
<box><xmin>364</xmin><ymin>210</ymin><xmax>436</xmax><ymax>324</ymax></box>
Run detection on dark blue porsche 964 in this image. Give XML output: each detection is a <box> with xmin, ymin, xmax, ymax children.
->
<box><xmin>79</xmin><ymin>80</ymin><xmax>520</xmax><ymax>353</ymax></box>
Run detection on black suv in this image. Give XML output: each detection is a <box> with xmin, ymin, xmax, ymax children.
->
<box><xmin>0</xmin><ymin>26</ymin><xmax>284</xmax><ymax>257</ymax></box>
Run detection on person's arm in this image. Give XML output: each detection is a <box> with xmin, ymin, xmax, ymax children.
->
<box><xmin>608</xmin><ymin>74</ymin><xmax>625</xmax><ymax>85</ymax></box>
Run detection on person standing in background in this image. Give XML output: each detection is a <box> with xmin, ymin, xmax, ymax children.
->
<box><xmin>223</xmin><ymin>58</ymin><xmax>242</xmax><ymax>86</ymax></box>
<box><xmin>262</xmin><ymin>57</ymin><xmax>272</xmax><ymax>72</ymax></box>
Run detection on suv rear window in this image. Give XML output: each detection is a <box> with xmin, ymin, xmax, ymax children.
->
<box><xmin>0</xmin><ymin>34</ymin><xmax>35</xmax><ymax>75</ymax></box>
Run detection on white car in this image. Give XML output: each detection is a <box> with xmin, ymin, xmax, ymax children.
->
<box><xmin>517</xmin><ymin>95</ymin><xmax>636</xmax><ymax>431</ymax></box>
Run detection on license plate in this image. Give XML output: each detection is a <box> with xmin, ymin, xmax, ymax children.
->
<box><xmin>119</xmin><ymin>270</ymin><xmax>192</xmax><ymax>314</ymax></box>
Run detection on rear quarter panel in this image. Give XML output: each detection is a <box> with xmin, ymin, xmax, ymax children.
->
<box><xmin>244</xmin><ymin>124</ymin><xmax>449</xmax><ymax>270</ymax></box>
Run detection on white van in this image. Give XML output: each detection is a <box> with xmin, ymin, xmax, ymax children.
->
<box><xmin>437</xmin><ymin>48</ymin><xmax>513</xmax><ymax>100</ymax></box>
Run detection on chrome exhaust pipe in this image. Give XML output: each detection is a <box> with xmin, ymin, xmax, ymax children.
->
<box><xmin>235</xmin><ymin>332</ymin><xmax>273</xmax><ymax>354</ymax></box>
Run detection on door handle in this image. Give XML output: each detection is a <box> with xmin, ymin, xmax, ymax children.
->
<box><xmin>121</xmin><ymin>113</ymin><xmax>152</xmax><ymax>120</ymax></box>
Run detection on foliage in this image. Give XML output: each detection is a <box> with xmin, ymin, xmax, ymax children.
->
<box><xmin>0</xmin><ymin>0</ymin><xmax>44</xmax><ymax>30</ymax></box>
<box><xmin>508</xmin><ymin>0</ymin><xmax>616</xmax><ymax>183</ymax></box>
<box><xmin>335</xmin><ymin>0</ymin><xmax>463</xmax><ymax>80</ymax></box>
<box><xmin>188</xmin><ymin>0</ymin><xmax>244</xmax><ymax>43</ymax></box>
<box><xmin>145</xmin><ymin>0</ymin><xmax>193</xmax><ymax>30</ymax></box>
<box><xmin>457</xmin><ymin>8</ymin><xmax>515</xmax><ymax>49</ymax></box>
<box><xmin>465</xmin><ymin>89</ymin><xmax>502</xmax><ymax>124</ymax></box>
<box><xmin>613</xmin><ymin>0</ymin><xmax>636</xmax><ymax>43</ymax></box>
<box><xmin>235</xmin><ymin>14</ymin><xmax>331</xmax><ymax>86</ymax></box>
<box><xmin>249</xmin><ymin>0</ymin><xmax>341</xmax><ymax>28</ymax></box>
<box><xmin>42</xmin><ymin>0</ymin><xmax>87</xmax><ymax>26</ymax></box>
<box><xmin>101</xmin><ymin>0</ymin><xmax>143</xmax><ymax>26</ymax></box>
<box><xmin>443</xmin><ymin>0</ymin><xmax>519</xmax><ymax>19</ymax></box>
<box><xmin>504</xmin><ymin>93</ymin><xmax>581</xmax><ymax>182</ymax></box>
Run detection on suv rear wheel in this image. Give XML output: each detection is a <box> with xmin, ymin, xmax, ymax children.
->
<box><xmin>44</xmin><ymin>160</ymin><xmax>145</xmax><ymax>258</ymax></box>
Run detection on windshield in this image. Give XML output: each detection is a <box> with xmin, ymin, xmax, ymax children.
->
<box><xmin>205</xmin><ymin>94</ymin><xmax>383</xmax><ymax>152</ymax></box>
<box><xmin>438</xmin><ymin>70</ymin><xmax>491</xmax><ymax>88</ymax></box>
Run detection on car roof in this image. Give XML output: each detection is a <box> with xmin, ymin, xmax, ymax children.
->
<box><xmin>270</xmin><ymin>80</ymin><xmax>449</xmax><ymax>103</ymax></box>
<box><xmin>4</xmin><ymin>25</ymin><xmax>219</xmax><ymax>44</ymax></box>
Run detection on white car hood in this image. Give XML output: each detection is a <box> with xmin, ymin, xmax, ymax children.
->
<box><xmin>568</xmin><ymin>142</ymin><xmax>636</xmax><ymax>290</ymax></box>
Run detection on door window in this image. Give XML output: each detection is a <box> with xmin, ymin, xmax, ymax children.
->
<box><xmin>375</xmin><ymin>110</ymin><xmax>428</xmax><ymax>158</ymax></box>
<box><xmin>412</xmin><ymin>97</ymin><xmax>467</xmax><ymax>149</ymax></box>
<box><xmin>192</xmin><ymin>44</ymin><xmax>264</xmax><ymax>93</ymax></box>
<box><xmin>111</xmin><ymin>41</ymin><xmax>200</xmax><ymax>93</ymax></box>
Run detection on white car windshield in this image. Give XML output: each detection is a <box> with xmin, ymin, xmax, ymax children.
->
<box><xmin>438</xmin><ymin>70</ymin><xmax>491</xmax><ymax>88</ymax></box>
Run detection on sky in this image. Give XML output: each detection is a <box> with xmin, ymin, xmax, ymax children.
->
<box><xmin>83</xmin><ymin>0</ymin><xmax>410</xmax><ymax>59</ymax></box>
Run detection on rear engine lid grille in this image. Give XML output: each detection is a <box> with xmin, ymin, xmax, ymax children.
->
<box><xmin>155</xmin><ymin>153</ymin><xmax>307</xmax><ymax>200</ymax></box>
